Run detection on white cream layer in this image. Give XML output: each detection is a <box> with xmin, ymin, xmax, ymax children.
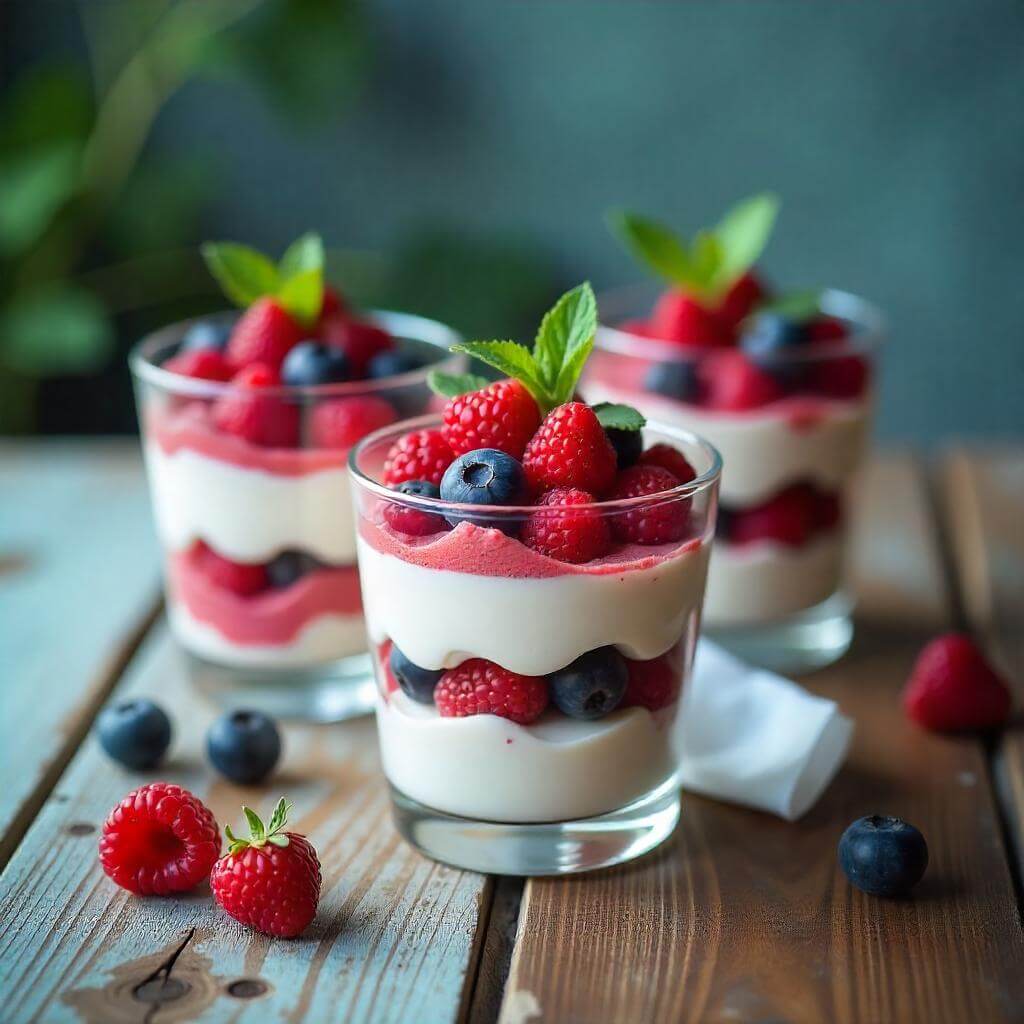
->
<box><xmin>702</xmin><ymin>532</ymin><xmax>845</xmax><ymax>627</ymax></box>
<box><xmin>144</xmin><ymin>442</ymin><xmax>356</xmax><ymax>564</ymax></box>
<box><xmin>357</xmin><ymin>538</ymin><xmax>710</xmax><ymax>676</ymax></box>
<box><xmin>586</xmin><ymin>384</ymin><xmax>870</xmax><ymax>507</ymax></box>
<box><xmin>169</xmin><ymin>601</ymin><xmax>367</xmax><ymax>667</ymax></box>
<box><xmin>378</xmin><ymin>691</ymin><xmax>677</xmax><ymax>822</ymax></box>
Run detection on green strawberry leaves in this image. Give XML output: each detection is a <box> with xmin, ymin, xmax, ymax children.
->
<box><xmin>201</xmin><ymin>232</ymin><xmax>325</xmax><ymax>326</ymax></box>
<box><xmin>608</xmin><ymin>193</ymin><xmax>779</xmax><ymax>302</ymax></box>
<box><xmin>592</xmin><ymin>402</ymin><xmax>645</xmax><ymax>432</ymax></box>
<box><xmin>427</xmin><ymin>371</ymin><xmax>491</xmax><ymax>398</ymax></box>
<box><xmin>225</xmin><ymin>798</ymin><xmax>293</xmax><ymax>856</ymax></box>
<box><xmin>444</xmin><ymin>282</ymin><xmax>597</xmax><ymax>414</ymax></box>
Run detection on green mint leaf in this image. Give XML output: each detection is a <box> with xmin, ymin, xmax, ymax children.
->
<box><xmin>267</xmin><ymin>835</ymin><xmax>291</xmax><ymax>848</ymax></box>
<box><xmin>201</xmin><ymin>241</ymin><xmax>280</xmax><ymax>308</ymax></box>
<box><xmin>266</xmin><ymin>797</ymin><xmax>291</xmax><ymax>837</ymax></box>
<box><xmin>243</xmin><ymin>806</ymin><xmax>265</xmax><ymax>843</ymax></box>
<box><xmin>278</xmin><ymin>232</ymin><xmax>324</xmax><ymax>280</ymax></box>
<box><xmin>276</xmin><ymin>266</ymin><xmax>323</xmax><ymax>325</ymax></box>
<box><xmin>690</xmin><ymin>230</ymin><xmax>725</xmax><ymax>296</ymax></box>
<box><xmin>759</xmin><ymin>288</ymin><xmax>822</xmax><ymax>322</ymax></box>
<box><xmin>713</xmin><ymin>192</ymin><xmax>779</xmax><ymax>289</ymax></box>
<box><xmin>428</xmin><ymin>370</ymin><xmax>490</xmax><ymax>398</ymax></box>
<box><xmin>452</xmin><ymin>340</ymin><xmax>550</xmax><ymax>408</ymax></box>
<box><xmin>593</xmin><ymin>402</ymin><xmax>646</xmax><ymax>431</ymax></box>
<box><xmin>532</xmin><ymin>282</ymin><xmax>597</xmax><ymax>402</ymax></box>
<box><xmin>607</xmin><ymin>210</ymin><xmax>695</xmax><ymax>286</ymax></box>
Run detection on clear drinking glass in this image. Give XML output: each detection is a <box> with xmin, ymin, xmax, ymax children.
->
<box><xmin>587</xmin><ymin>285</ymin><xmax>884</xmax><ymax>672</ymax></box>
<box><xmin>349</xmin><ymin>416</ymin><xmax>721</xmax><ymax>875</ymax></box>
<box><xmin>130</xmin><ymin>311</ymin><xmax>462</xmax><ymax>722</ymax></box>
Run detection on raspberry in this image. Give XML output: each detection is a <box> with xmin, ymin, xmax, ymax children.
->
<box><xmin>210</xmin><ymin>799</ymin><xmax>321</xmax><ymax>938</ymax></box>
<box><xmin>383</xmin><ymin>428</ymin><xmax>454</xmax><ymax>486</ymax></box>
<box><xmin>318</xmin><ymin>285</ymin><xmax>348</xmax><ymax>322</ymax></box>
<box><xmin>213</xmin><ymin>363</ymin><xmax>299</xmax><ymax>448</ymax></box>
<box><xmin>810</xmin><ymin>354</ymin><xmax>869</xmax><ymax>399</ymax></box>
<box><xmin>521</xmin><ymin>488</ymin><xmax>611</xmax><ymax>564</ymax></box>
<box><xmin>638</xmin><ymin>443</ymin><xmax>697</xmax><ymax>484</ymax></box>
<box><xmin>712</xmin><ymin>271</ymin><xmax>766</xmax><ymax>332</ymax></box>
<box><xmin>608</xmin><ymin>464</ymin><xmax>689</xmax><ymax>545</ymax></box>
<box><xmin>650</xmin><ymin>289</ymin><xmax>730</xmax><ymax>346</ymax></box>
<box><xmin>442</xmin><ymin>379</ymin><xmax>541</xmax><ymax>460</ymax></box>
<box><xmin>522</xmin><ymin>402</ymin><xmax>618</xmax><ymax>495</ymax></box>
<box><xmin>622</xmin><ymin>652</ymin><xmax>681</xmax><ymax>711</ymax></box>
<box><xmin>434</xmin><ymin>659</ymin><xmax>548</xmax><ymax>725</ymax></box>
<box><xmin>814</xmin><ymin>490</ymin><xmax>842</xmax><ymax>532</ymax></box>
<box><xmin>807</xmin><ymin>315</ymin><xmax>847</xmax><ymax>343</ymax></box>
<box><xmin>309</xmin><ymin>396</ymin><xmax>396</xmax><ymax>449</ymax></box>
<box><xmin>701</xmin><ymin>351</ymin><xmax>783</xmax><ymax>411</ymax></box>
<box><xmin>163</xmin><ymin>348</ymin><xmax>233</xmax><ymax>381</ymax></box>
<box><xmin>383</xmin><ymin>480</ymin><xmax>447</xmax><ymax>537</ymax></box>
<box><xmin>193</xmin><ymin>541</ymin><xmax>268</xmax><ymax>596</ymax></box>
<box><xmin>225</xmin><ymin>297</ymin><xmax>304</xmax><ymax>371</ymax></box>
<box><xmin>903</xmin><ymin>633</ymin><xmax>1011</xmax><ymax>733</ymax></box>
<box><xmin>321</xmin><ymin>315</ymin><xmax>392</xmax><ymax>375</ymax></box>
<box><xmin>99</xmin><ymin>783</ymin><xmax>220</xmax><ymax>896</ymax></box>
<box><xmin>726</xmin><ymin>482</ymin><xmax>817</xmax><ymax>547</ymax></box>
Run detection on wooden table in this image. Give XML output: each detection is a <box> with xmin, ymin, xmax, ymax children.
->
<box><xmin>1</xmin><ymin>440</ymin><xmax>1022</xmax><ymax>1024</ymax></box>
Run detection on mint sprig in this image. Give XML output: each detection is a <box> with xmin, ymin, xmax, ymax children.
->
<box><xmin>608</xmin><ymin>193</ymin><xmax>779</xmax><ymax>302</ymax></box>
<box><xmin>427</xmin><ymin>371</ymin><xmax>491</xmax><ymax>398</ymax></box>
<box><xmin>201</xmin><ymin>232</ymin><xmax>325</xmax><ymax>326</ymax></box>
<box><xmin>224</xmin><ymin>797</ymin><xmax>293</xmax><ymax>856</ymax></box>
<box><xmin>592</xmin><ymin>402</ymin><xmax>645</xmax><ymax>432</ymax></box>
<box><xmin>444</xmin><ymin>283</ymin><xmax>597</xmax><ymax>414</ymax></box>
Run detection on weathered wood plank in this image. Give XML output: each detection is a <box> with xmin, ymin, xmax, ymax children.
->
<box><xmin>499</xmin><ymin>455</ymin><xmax>1024</xmax><ymax>1024</ymax></box>
<box><xmin>0</xmin><ymin>624</ymin><xmax>491</xmax><ymax>1024</ymax></box>
<box><xmin>0</xmin><ymin>441</ymin><xmax>160</xmax><ymax>867</ymax></box>
<box><xmin>941</xmin><ymin>446</ymin><xmax>1024</xmax><ymax>882</ymax></box>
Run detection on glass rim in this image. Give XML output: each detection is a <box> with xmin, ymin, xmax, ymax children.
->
<box><xmin>129</xmin><ymin>308</ymin><xmax>463</xmax><ymax>399</ymax></box>
<box><xmin>348</xmin><ymin>412</ymin><xmax>723</xmax><ymax>517</ymax></box>
<box><xmin>595</xmin><ymin>284</ymin><xmax>885</xmax><ymax>365</ymax></box>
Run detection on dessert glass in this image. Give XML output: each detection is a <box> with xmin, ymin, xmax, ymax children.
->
<box><xmin>350</xmin><ymin>416</ymin><xmax>721</xmax><ymax>875</ymax></box>
<box><xmin>587</xmin><ymin>285</ymin><xmax>884</xmax><ymax>672</ymax></box>
<box><xmin>130</xmin><ymin>311</ymin><xmax>462</xmax><ymax>722</ymax></box>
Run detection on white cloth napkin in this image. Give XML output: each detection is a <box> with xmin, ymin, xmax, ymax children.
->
<box><xmin>673</xmin><ymin>641</ymin><xmax>853</xmax><ymax>821</ymax></box>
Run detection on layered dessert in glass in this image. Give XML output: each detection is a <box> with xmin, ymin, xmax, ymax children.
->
<box><xmin>350</xmin><ymin>284</ymin><xmax>721</xmax><ymax>874</ymax></box>
<box><xmin>130</xmin><ymin>234</ymin><xmax>461</xmax><ymax>720</ymax></box>
<box><xmin>587</xmin><ymin>197</ymin><xmax>883</xmax><ymax>670</ymax></box>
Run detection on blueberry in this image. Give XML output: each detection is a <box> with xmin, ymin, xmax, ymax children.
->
<box><xmin>281</xmin><ymin>341</ymin><xmax>350</xmax><ymax>387</ymax></box>
<box><xmin>605</xmin><ymin>427</ymin><xmax>643</xmax><ymax>469</ymax></box>
<box><xmin>181</xmin><ymin>320</ymin><xmax>231</xmax><ymax>352</ymax></box>
<box><xmin>548</xmin><ymin>647</ymin><xmax>628</xmax><ymax>720</ymax></box>
<box><xmin>266</xmin><ymin>551</ymin><xmax>320</xmax><ymax>588</ymax></box>
<box><xmin>838</xmin><ymin>815</ymin><xmax>928</xmax><ymax>897</ymax></box>
<box><xmin>394</xmin><ymin>479</ymin><xmax>440</xmax><ymax>500</ymax></box>
<box><xmin>644</xmin><ymin>360</ymin><xmax>698</xmax><ymax>402</ymax></box>
<box><xmin>96</xmin><ymin>699</ymin><xmax>172</xmax><ymax>770</ymax></box>
<box><xmin>439</xmin><ymin>448</ymin><xmax>528</xmax><ymax>534</ymax></box>
<box><xmin>740</xmin><ymin>312</ymin><xmax>809</xmax><ymax>357</ymax></box>
<box><xmin>367</xmin><ymin>349</ymin><xmax>422</xmax><ymax>379</ymax></box>
<box><xmin>206</xmin><ymin>710</ymin><xmax>281</xmax><ymax>784</ymax></box>
<box><xmin>390</xmin><ymin>644</ymin><xmax>443</xmax><ymax>704</ymax></box>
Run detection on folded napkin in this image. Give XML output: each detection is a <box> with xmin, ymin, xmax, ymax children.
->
<box><xmin>673</xmin><ymin>641</ymin><xmax>853</xmax><ymax>821</ymax></box>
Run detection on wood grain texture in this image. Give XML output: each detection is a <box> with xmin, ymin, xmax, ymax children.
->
<box><xmin>0</xmin><ymin>441</ymin><xmax>160</xmax><ymax>867</ymax></box>
<box><xmin>499</xmin><ymin>455</ymin><xmax>1024</xmax><ymax>1024</ymax></box>
<box><xmin>0</xmin><ymin>625</ymin><xmax>490</xmax><ymax>1024</ymax></box>
<box><xmin>941</xmin><ymin>446</ymin><xmax>1024</xmax><ymax>882</ymax></box>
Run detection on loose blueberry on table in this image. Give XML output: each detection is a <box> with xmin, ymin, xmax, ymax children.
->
<box><xmin>838</xmin><ymin>815</ymin><xmax>929</xmax><ymax>898</ymax></box>
<box><xmin>96</xmin><ymin>698</ymin><xmax>172</xmax><ymax>770</ymax></box>
<box><xmin>206</xmin><ymin>709</ymin><xmax>282</xmax><ymax>785</ymax></box>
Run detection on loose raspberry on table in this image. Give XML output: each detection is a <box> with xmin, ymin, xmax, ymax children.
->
<box><xmin>442</xmin><ymin>379</ymin><xmax>541</xmax><ymax>460</ymax></box>
<box><xmin>621</xmin><ymin>652</ymin><xmax>681</xmax><ymax>711</ymax></box>
<box><xmin>521</xmin><ymin>487</ymin><xmax>610</xmax><ymax>564</ymax></box>
<box><xmin>608</xmin><ymin>464</ymin><xmax>689</xmax><ymax>545</ymax></box>
<box><xmin>903</xmin><ymin>633</ymin><xmax>1012</xmax><ymax>733</ymax></box>
<box><xmin>383</xmin><ymin>428</ymin><xmax>454</xmax><ymax>486</ymax></box>
<box><xmin>434</xmin><ymin>659</ymin><xmax>548</xmax><ymax>725</ymax></box>
<box><xmin>211</xmin><ymin>799</ymin><xmax>321</xmax><ymax>938</ymax></box>
<box><xmin>193</xmin><ymin>541</ymin><xmax>269</xmax><ymax>596</ymax></box>
<box><xmin>99</xmin><ymin>783</ymin><xmax>220</xmax><ymax>896</ymax></box>
<box><xmin>213</xmin><ymin>363</ymin><xmax>300</xmax><ymax>448</ymax></box>
<box><xmin>638</xmin><ymin>443</ymin><xmax>697</xmax><ymax>484</ymax></box>
<box><xmin>309</xmin><ymin>396</ymin><xmax>396</xmax><ymax>449</ymax></box>
<box><xmin>522</xmin><ymin>402</ymin><xmax>618</xmax><ymax>495</ymax></box>
<box><xmin>163</xmin><ymin>348</ymin><xmax>233</xmax><ymax>381</ymax></box>
<box><xmin>225</xmin><ymin>297</ymin><xmax>304</xmax><ymax>371</ymax></box>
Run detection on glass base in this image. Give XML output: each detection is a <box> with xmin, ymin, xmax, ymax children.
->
<box><xmin>705</xmin><ymin>592</ymin><xmax>854</xmax><ymax>674</ymax></box>
<box><xmin>389</xmin><ymin>776</ymin><xmax>681</xmax><ymax>876</ymax></box>
<box><xmin>184</xmin><ymin>650</ymin><xmax>376</xmax><ymax>723</ymax></box>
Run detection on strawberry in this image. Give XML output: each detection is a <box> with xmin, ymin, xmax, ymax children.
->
<box><xmin>225</xmin><ymin>297</ymin><xmax>304</xmax><ymax>371</ymax></box>
<box><xmin>383</xmin><ymin>428</ymin><xmax>454</xmax><ymax>486</ymax></box>
<box><xmin>701</xmin><ymin>351</ymin><xmax>783</xmax><ymax>411</ymax></box>
<box><xmin>650</xmin><ymin>289</ymin><xmax>730</xmax><ymax>346</ymax></box>
<box><xmin>810</xmin><ymin>354</ymin><xmax>869</xmax><ymax>399</ymax></box>
<box><xmin>99</xmin><ymin>783</ymin><xmax>220</xmax><ymax>896</ymax></box>
<box><xmin>903</xmin><ymin>634</ymin><xmax>1012</xmax><ymax>733</ymax></box>
<box><xmin>608</xmin><ymin>464</ymin><xmax>688</xmax><ymax>545</ymax></box>
<box><xmin>309</xmin><ymin>396</ymin><xmax>396</xmax><ymax>449</ymax></box>
<box><xmin>638</xmin><ymin>443</ymin><xmax>697</xmax><ymax>484</ymax></box>
<box><xmin>521</xmin><ymin>487</ymin><xmax>611</xmax><ymax>564</ymax></box>
<box><xmin>193</xmin><ymin>541</ymin><xmax>268</xmax><ymax>596</ymax></box>
<box><xmin>522</xmin><ymin>402</ymin><xmax>618</xmax><ymax>495</ymax></box>
<box><xmin>442</xmin><ymin>379</ymin><xmax>541</xmax><ymax>460</ymax></box>
<box><xmin>163</xmin><ymin>348</ymin><xmax>233</xmax><ymax>381</ymax></box>
<box><xmin>213</xmin><ymin>363</ymin><xmax>299</xmax><ymax>448</ymax></box>
<box><xmin>211</xmin><ymin>799</ymin><xmax>321</xmax><ymax>938</ymax></box>
<box><xmin>321</xmin><ymin>315</ymin><xmax>392</xmax><ymax>375</ymax></box>
<box><xmin>726</xmin><ymin>482</ymin><xmax>817</xmax><ymax>547</ymax></box>
<box><xmin>622</xmin><ymin>652</ymin><xmax>681</xmax><ymax>711</ymax></box>
<box><xmin>434</xmin><ymin>659</ymin><xmax>548</xmax><ymax>725</ymax></box>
